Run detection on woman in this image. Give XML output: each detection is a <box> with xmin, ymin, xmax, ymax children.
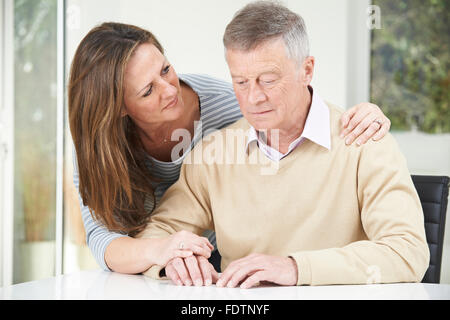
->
<box><xmin>69</xmin><ymin>22</ymin><xmax>391</xmax><ymax>276</ymax></box>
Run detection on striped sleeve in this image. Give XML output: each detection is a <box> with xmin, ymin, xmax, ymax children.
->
<box><xmin>72</xmin><ymin>149</ymin><xmax>128</xmax><ymax>271</ymax></box>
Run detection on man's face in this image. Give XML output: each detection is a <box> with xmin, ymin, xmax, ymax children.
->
<box><xmin>226</xmin><ymin>38</ymin><xmax>313</xmax><ymax>131</ymax></box>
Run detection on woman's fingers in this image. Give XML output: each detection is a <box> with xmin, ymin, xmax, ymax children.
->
<box><xmin>340</xmin><ymin>102</ymin><xmax>391</xmax><ymax>145</ymax></box>
<box><xmin>354</xmin><ymin>120</ymin><xmax>382</xmax><ymax>146</ymax></box>
<box><xmin>171</xmin><ymin>249</ymin><xmax>193</xmax><ymax>260</ymax></box>
<box><xmin>193</xmin><ymin>245</ymin><xmax>212</xmax><ymax>259</ymax></box>
<box><xmin>155</xmin><ymin>231</ymin><xmax>215</xmax><ymax>267</ymax></box>
<box><xmin>155</xmin><ymin>231</ymin><xmax>214</xmax><ymax>267</ymax></box>
<box><xmin>201</xmin><ymin>237</ymin><xmax>215</xmax><ymax>251</ymax></box>
<box><xmin>191</xmin><ymin>236</ymin><xmax>214</xmax><ymax>253</ymax></box>
<box><xmin>340</xmin><ymin>106</ymin><xmax>371</xmax><ymax>144</ymax></box>
<box><xmin>348</xmin><ymin>114</ymin><xmax>379</xmax><ymax>146</ymax></box>
<box><xmin>173</xmin><ymin>232</ymin><xmax>213</xmax><ymax>257</ymax></box>
<box><xmin>371</xmin><ymin>119</ymin><xmax>391</xmax><ymax>141</ymax></box>
<box><xmin>340</xmin><ymin>105</ymin><xmax>358</xmax><ymax>129</ymax></box>
<box><xmin>175</xmin><ymin>242</ymin><xmax>211</xmax><ymax>259</ymax></box>
<box><xmin>176</xmin><ymin>245</ymin><xmax>210</xmax><ymax>260</ymax></box>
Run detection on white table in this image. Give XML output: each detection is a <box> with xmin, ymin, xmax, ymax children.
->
<box><xmin>1</xmin><ymin>269</ymin><xmax>450</xmax><ymax>300</ymax></box>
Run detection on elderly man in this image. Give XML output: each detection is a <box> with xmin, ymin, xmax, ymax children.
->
<box><xmin>136</xmin><ymin>1</ymin><xmax>429</xmax><ymax>288</ymax></box>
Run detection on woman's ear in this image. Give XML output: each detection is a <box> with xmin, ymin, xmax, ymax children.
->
<box><xmin>121</xmin><ymin>108</ymin><xmax>128</xmax><ymax>117</ymax></box>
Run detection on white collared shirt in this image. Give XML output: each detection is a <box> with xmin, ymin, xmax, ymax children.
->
<box><xmin>245</xmin><ymin>87</ymin><xmax>331</xmax><ymax>161</ymax></box>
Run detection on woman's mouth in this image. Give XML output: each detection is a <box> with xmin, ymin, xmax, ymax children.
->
<box><xmin>164</xmin><ymin>96</ymin><xmax>179</xmax><ymax>110</ymax></box>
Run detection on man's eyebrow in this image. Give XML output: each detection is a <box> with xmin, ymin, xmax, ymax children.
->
<box><xmin>136</xmin><ymin>59</ymin><xmax>168</xmax><ymax>96</ymax></box>
<box><xmin>230</xmin><ymin>70</ymin><xmax>279</xmax><ymax>79</ymax></box>
<box><xmin>259</xmin><ymin>70</ymin><xmax>279</xmax><ymax>77</ymax></box>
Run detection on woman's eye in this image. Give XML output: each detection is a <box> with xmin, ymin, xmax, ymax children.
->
<box><xmin>162</xmin><ymin>65</ymin><xmax>171</xmax><ymax>74</ymax></box>
<box><xmin>143</xmin><ymin>85</ymin><xmax>153</xmax><ymax>97</ymax></box>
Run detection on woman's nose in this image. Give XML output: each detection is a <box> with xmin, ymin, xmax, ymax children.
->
<box><xmin>160</xmin><ymin>79</ymin><xmax>177</xmax><ymax>99</ymax></box>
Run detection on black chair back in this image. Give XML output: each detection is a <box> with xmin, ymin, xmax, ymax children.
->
<box><xmin>411</xmin><ymin>175</ymin><xmax>449</xmax><ymax>283</ymax></box>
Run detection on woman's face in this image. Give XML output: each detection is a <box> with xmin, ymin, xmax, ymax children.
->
<box><xmin>123</xmin><ymin>43</ymin><xmax>185</xmax><ymax>128</ymax></box>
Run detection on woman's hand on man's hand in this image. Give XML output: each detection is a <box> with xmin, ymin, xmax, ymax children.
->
<box><xmin>151</xmin><ymin>230</ymin><xmax>213</xmax><ymax>267</ymax></box>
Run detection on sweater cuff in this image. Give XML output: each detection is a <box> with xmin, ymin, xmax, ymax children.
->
<box><xmin>289</xmin><ymin>252</ymin><xmax>312</xmax><ymax>286</ymax></box>
<box><xmin>142</xmin><ymin>265</ymin><xmax>169</xmax><ymax>280</ymax></box>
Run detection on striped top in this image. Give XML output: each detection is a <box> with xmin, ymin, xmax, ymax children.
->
<box><xmin>73</xmin><ymin>74</ymin><xmax>242</xmax><ymax>271</ymax></box>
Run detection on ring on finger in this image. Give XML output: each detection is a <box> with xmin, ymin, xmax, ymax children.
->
<box><xmin>179</xmin><ymin>242</ymin><xmax>185</xmax><ymax>250</ymax></box>
<box><xmin>373</xmin><ymin>119</ymin><xmax>383</xmax><ymax>127</ymax></box>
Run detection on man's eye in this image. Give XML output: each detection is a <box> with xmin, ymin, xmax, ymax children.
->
<box><xmin>143</xmin><ymin>85</ymin><xmax>153</xmax><ymax>97</ymax></box>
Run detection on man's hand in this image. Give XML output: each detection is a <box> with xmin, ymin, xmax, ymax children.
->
<box><xmin>340</xmin><ymin>102</ymin><xmax>391</xmax><ymax>146</ymax></box>
<box><xmin>216</xmin><ymin>253</ymin><xmax>298</xmax><ymax>289</ymax></box>
<box><xmin>165</xmin><ymin>255</ymin><xmax>219</xmax><ymax>286</ymax></box>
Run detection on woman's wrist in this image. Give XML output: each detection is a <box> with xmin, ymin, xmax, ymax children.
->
<box><xmin>141</xmin><ymin>237</ymin><xmax>163</xmax><ymax>267</ymax></box>
<box><xmin>105</xmin><ymin>237</ymin><xmax>160</xmax><ymax>274</ymax></box>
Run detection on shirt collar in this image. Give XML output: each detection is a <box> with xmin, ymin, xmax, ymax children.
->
<box><xmin>245</xmin><ymin>86</ymin><xmax>331</xmax><ymax>155</ymax></box>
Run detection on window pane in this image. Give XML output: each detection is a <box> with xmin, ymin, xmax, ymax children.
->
<box><xmin>370</xmin><ymin>0</ymin><xmax>450</xmax><ymax>133</ymax></box>
<box><xmin>13</xmin><ymin>0</ymin><xmax>57</xmax><ymax>284</ymax></box>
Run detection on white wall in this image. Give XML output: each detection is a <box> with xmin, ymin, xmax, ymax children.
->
<box><xmin>65</xmin><ymin>0</ymin><xmax>450</xmax><ymax>283</ymax></box>
<box><xmin>66</xmin><ymin>0</ymin><xmax>355</xmax><ymax>108</ymax></box>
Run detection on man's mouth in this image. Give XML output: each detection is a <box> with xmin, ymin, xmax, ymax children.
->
<box><xmin>250</xmin><ymin>110</ymin><xmax>272</xmax><ymax>115</ymax></box>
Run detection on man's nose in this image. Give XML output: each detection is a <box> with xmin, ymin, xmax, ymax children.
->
<box><xmin>248</xmin><ymin>82</ymin><xmax>266</xmax><ymax>105</ymax></box>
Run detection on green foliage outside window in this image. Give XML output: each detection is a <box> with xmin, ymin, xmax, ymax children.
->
<box><xmin>14</xmin><ymin>0</ymin><xmax>57</xmax><ymax>242</ymax></box>
<box><xmin>371</xmin><ymin>0</ymin><xmax>450</xmax><ymax>133</ymax></box>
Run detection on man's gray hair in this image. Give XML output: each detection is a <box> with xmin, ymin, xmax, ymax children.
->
<box><xmin>223</xmin><ymin>1</ymin><xmax>310</xmax><ymax>65</ymax></box>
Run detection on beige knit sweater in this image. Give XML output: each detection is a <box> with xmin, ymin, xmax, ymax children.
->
<box><xmin>136</xmin><ymin>103</ymin><xmax>430</xmax><ymax>286</ymax></box>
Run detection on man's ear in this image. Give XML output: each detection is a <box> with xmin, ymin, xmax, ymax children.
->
<box><xmin>301</xmin><ymin>56</ymin><xmax>315</xmax><ymax>86</ymax></box>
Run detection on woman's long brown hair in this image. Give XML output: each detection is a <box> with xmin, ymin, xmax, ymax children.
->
<box><xmin>68</xmin><ymin>22</ymin><xmax>163</xmax><ymax>236</ymax></box>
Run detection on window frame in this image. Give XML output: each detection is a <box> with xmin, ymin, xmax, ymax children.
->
<box><xmin>1</xmin><ymin>0</ymin><xmax>15</xmax><ymax>288</ymax></box>
<box><xmin>1</xmin><ymin>0</ymin><xmax>66</xmax><ymax>286</ymax></box>
<box><xmin>346</xmin><ymin>0</ymin><xmax>372</xmax><ymax>107</ymax></box>
<box><xmin>55</xmin><ymin>0</ymin><xmax>66</xmax><ymax>278</ymax></box>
